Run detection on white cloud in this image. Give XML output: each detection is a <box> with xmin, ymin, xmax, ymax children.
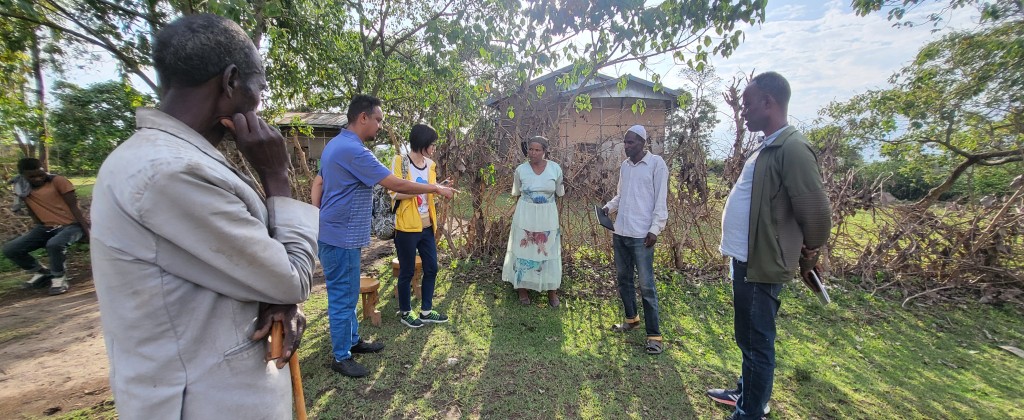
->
<box><xmin>613</xmin><ymin>0</ymin><xmax>982</xmax><ymax>156</ymax></box>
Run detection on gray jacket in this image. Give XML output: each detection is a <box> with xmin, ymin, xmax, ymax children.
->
<box><xmin>90</xmin><ymin>108</ymin><xmax>318</xmax><ymax>419</ymax></box>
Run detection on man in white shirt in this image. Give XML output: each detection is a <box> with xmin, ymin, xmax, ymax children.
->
<box><xmin>602</xmin><ymin>125</ymin><xmax>669</xmax><ymax>355</ymax></box>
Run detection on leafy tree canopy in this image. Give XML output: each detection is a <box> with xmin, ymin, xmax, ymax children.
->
<box><xmin>49</xmin><ymin>80</ymin><xmax>154</xmax><ymax>173</ymax></box>
<box><xmin>823</xmin><ymin>5</ymin><xmax>1023</xmax><ymax>205</ymax></box>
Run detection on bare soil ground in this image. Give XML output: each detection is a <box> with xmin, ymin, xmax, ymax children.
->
<box><xmin>0</xmin><ymin>256</ymin><xmax>109</xmax><ymax>419</ymax></box>
<box><xmin>0</xmin><ymin>239</ymin><xmax>396</xmax><ymax>419</ymax></box>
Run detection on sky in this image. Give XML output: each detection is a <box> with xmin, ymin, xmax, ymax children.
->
<box><xmin>606</xmin><ymin>0</ymin><xmax>979</xmax><ymax>156</ymax></box>
<box><xmin>58</xmin><ymin>0</ymin><xmax>979</xmax><ymax>157</ymax></box>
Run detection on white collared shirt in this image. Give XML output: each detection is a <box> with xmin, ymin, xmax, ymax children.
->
<box><xmin>604</xmin><ymin>152</ymin><xmax>669</xmax><ymax>238</ymax></box>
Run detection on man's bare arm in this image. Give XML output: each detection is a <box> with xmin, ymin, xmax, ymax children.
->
<box><xmin>378</xmin><ymin>174</ymin><xmax>455</xmax><ymax>198</ymax></box>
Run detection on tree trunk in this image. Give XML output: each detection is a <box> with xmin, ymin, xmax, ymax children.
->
<box><xmin>290</xmin><ymin>129</ymin><xmax>312</xmax><ymax>179</ymax></box>
<box><xmin>916</xmin><ymin>156</ymin><xmax>977</xmax><ymax>208</ymax></box>
<box><xmin>30</xmin><ymin>30</ymin><xmax>50</xmax><ymax>170</ymax></box>
<box><xmin>13</xmin><ymin>131</ymin><xmax>33</xmax><ymax>158</ymax></box>
<box><xmin>146</xmin><ymin>0</ymin><xmax>163</xmax><ymax>98</ymax></box>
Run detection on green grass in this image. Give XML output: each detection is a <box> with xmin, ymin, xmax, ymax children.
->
<box><xmin>68</xmin><ymin>176</ymin><xmax>96</xmax><ymax>198</ymax></box>
<box><xmin>287</xmin><ymin>261</ymin><xmax>1022</xmax><ymax>420</ymax></box>
<box><xmin>0</xmin><ymin>249</ymin><xmax>45</xmax><ymax>298</ymax></box>
<box><xmin>38</xmin><ymin>257</ymin><xmax>1022</xmax><ymax>419</ymax></box>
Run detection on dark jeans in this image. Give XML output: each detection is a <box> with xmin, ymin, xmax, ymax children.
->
<box><xmin>2</xmin><ymin>224</ymin><xmax>83</xmax><ymax>277</ymax></box>
<box><xmin>731</xmin><ymin>258</ymin><xmax>783</xmax><ymax>419</ymax></box>
<box><xmin>613</xmin><ymin>234</ymin><xmax>660</xmax><ymax>337</ymax></box>
<box><xmin>394</xmin><ymin>229</ymin><xmax>438</xmax><ymax>313</ymax></box>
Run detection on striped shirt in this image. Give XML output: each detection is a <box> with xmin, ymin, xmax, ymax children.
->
<box><xmin>318</xmin><ymin>130</ymin><xmax>392</xmax><ymax>248</ymax></box>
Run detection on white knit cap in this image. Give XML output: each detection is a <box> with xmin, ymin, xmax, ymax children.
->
<box><xmin>626</xmin><ymin>124</ymin><xmax>647</xmax><ymax>141</ymax></box>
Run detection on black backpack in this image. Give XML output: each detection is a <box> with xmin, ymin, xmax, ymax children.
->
<box><xmin>370</xmin><ymin>155</ymin><xmax>409</xmax><ymax>240</ymax></box>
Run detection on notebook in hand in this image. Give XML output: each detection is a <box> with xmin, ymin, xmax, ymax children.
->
<box><xmin>595</xmin><ymin>205</ymin><xmax>614</xmax><ymax>231</ymax></box>
<box><xmin>801</xmin><ymin>268</ymin><xmax>831</xmax><ymax>305</ymax></box>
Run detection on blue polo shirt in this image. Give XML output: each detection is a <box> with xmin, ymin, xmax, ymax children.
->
<box><xmin>319</xmin><ymin>129</ymin><xmax>392</xmax><ymax>248</ymax></box>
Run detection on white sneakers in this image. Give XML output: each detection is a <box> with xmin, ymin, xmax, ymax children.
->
<box><xmin>48</xmin><ymin>276</ymin><xmax>68</xmax><ymax>295</ymax></box>
<box><xmin>23</xmin><ymin>272</ymin><xmax>52</xmax><ymax>289</ymax></box>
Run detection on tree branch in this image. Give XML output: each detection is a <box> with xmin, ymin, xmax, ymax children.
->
<box><xmin>3</xmin><ymin>5</ymin><xmax>160</xmax><ymax>93</ymax></box>
<box><xmin>383</xmin><ymin>0</ymin><xmax>457</xmax><ymax>57</ymax></box>
<box><xmin>85</xmin><ymin>0</ymin><xmax>162</xmax><ymax>25</ymax></box>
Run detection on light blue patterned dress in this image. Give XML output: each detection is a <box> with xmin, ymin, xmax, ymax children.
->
<box><xmin>501</xmin><ymin>160</ymin><xmax>565</xmax><ymax>291</ymax></box>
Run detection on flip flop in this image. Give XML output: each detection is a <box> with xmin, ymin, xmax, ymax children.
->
<box><xmin>645</xmin><ymin>339</ymin><xmax>664</xmax><ymax>355</ymax></box>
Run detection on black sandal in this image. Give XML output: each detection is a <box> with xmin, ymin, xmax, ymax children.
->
<box><xmin>645</xmin><ymin>339</ymin><xmax>664</xmax><ymax>355</ymax></box>
<box><xmin>611</xmin><ymin>320</ymin><xmax>641</xmax><ymax>332</ymax></box>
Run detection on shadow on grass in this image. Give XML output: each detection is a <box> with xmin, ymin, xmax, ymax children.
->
<box><xmin>292</xmin><ymin>258</ymin><xmax>1023</xmax><ymax>419</ymax></box>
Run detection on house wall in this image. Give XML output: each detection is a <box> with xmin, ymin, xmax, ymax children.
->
<box><xmin>282</xmin><ymin>127</ymin><xmax>341</xmax><ymax>164</ymax></box>
<box><xmin>557</xmin><ymin>97</ymin><xmax>670</xmax><ymax>163</ymax></box>
<box><xmin>491</xmin><ymin>75</ymin><xmax>676</xmax><ymax>170</ymax></box>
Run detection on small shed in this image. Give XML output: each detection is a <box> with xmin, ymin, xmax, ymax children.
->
<box><xmin>273</xmin><ymin>112</ymin><xmax>348</xmax><ymax>163</ymax></box>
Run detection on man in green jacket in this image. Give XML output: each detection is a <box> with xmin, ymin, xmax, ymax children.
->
<box><xmin>707</xmin><ymin>72</ymin><xmax>832</xmax><ymax>420</ymax></box>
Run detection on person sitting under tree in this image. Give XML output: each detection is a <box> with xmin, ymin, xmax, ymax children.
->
<box><xmin>3</xmin><ymin>157</ymin><xmax>89</xmax><ymax>295</ymax></box>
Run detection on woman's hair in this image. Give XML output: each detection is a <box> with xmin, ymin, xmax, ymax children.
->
<box><xmin>521</xmin><ymin>136</ymin><xmax>549</xmax><ymax>156</ymax></box>
<box><xmin>409</xmin><ymin>124</ymin><xmax>438</xmax><ymax>153</ymax></box>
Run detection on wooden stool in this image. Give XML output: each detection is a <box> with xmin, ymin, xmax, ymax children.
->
<box><xmin>391</xmin><ymin>256</ymin><xmax>422</xmax><ymax>300</ymax></box>
<box><xmin>359</xmin><ymin>276</ymin><xmax>381</xmax><ymax>326</ymax></box>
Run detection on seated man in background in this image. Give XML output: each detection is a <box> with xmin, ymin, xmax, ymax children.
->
<box><xmin>3</xmin><ymin>157</ymin><xmax>89</xmax><ymax>295</ymax></box>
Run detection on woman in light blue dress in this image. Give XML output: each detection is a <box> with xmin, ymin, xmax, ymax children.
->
<box><xmin>501</xmin><ymin>136</ymin><xmax>565</xmax><ymax>307</ymax></box>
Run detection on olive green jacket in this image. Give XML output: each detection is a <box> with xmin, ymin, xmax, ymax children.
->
<box><xmin>746</xmin><ymin>126</ymin><xmax>832</xmax><ymax>283</ymax></box>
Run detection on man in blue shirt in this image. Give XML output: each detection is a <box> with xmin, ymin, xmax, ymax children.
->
<box><xmin>318</xmin><ymin>94</ymin><xmax>456</xmax><ymax>377</ymax></box>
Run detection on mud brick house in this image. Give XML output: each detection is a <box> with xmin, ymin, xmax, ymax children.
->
<box><xmin>486</xmin><ymin>65</ymin><xmax>682</xmax><ymax>170</ymax></box>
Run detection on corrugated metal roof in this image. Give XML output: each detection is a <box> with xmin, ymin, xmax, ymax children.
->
<box><xmin>273</xmin><ymin>112</ymin><xmax>348</xmax><ymax>128</ymax></box>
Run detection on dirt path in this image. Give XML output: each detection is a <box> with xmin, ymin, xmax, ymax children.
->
<box><xmin>0</xmin><ymin>239</ymin><xmax>396</xmax><ymax>418</ymax></box>
<box><xmin>0</xmin><ymin>260</ymin><xmax>110</xmax><ymax>418</ymax></box>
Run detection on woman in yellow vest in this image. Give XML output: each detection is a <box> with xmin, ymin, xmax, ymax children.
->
<box><xmin>391</xmin><ymin>124</ymin><xmax>449</xmax><ymax>327</ymax></box>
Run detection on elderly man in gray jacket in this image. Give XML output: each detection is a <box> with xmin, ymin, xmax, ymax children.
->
<box><xmin>90</xmin><ymin>15</ymin><xmax>317</xmax><ymax>419</ymax></box>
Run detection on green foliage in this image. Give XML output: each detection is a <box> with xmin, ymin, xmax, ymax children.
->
<box><xmin>665</xmin><ymin>93</ymin><xmax>718</xmax><ymax>151</ymax></box>
<box><xmin>49</xmin><ymin>81</ymin><xmax>153</xmax><ymax>174</ymax></box>
<box><xmin>629</xmin><ymin>98</ymin><xmax>646</xmax><ymax>115</ymax></box>
<box><xmin>822</xmin><ymin>11</ymin><xmax>1023</xmax><ymax>204</ymax></box>
<box><xmin>0</xmin><ymin>19</ymin><xmax>34</xmax><ymax>154</ymax></box>
<box><xmin>851</xmin><ymin>0</ymin><xmax>1022</xmax><ymax>26</ymax></box>
<box><xmin>949</xmin><ymin>162</ymin><xmax>1024</xmax><ymax>198</ymax></box>
<box><xmin>805</xmin><ymin>125</ymin><xmax>865</xmax><ymax>174</ymax></box>
<box><xmin>263</xmin><ymin>0</ymin><xmax>499</xmax><ymax>147</ymax></box>
<box><xmin>858</xmin><ymin>159</ymin><xmax>935</xmax><ymax>200</ymax></box>
<box><xmin>0</xmin><ymin>0</ymin><xmax>305</xmax><ymax>94</ymax></box>
<box><xmin>0</xmin><ymin>0</ymin><xmax>161</xmax><ymax>91</ymax></box>
<box><xmin>478</xmin><ymin>0</ymin><xmax>766</xmax><ymax>122</ymax></box>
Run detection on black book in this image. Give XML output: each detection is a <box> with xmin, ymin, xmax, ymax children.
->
<box><xmin>801</xmin><ymin>268</ymin><xmax>831</xmax><ymax>305</ymax></box>
<box><xmin>595</xmin><ymin>205</ymin><xmax>614</xmax><ymax>231</ymax></box>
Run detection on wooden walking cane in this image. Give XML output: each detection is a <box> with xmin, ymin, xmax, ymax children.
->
<box><xmin>271</xmin><ymin>321</ymin><xmax>308</xmax><ymax>420</ymax></box>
